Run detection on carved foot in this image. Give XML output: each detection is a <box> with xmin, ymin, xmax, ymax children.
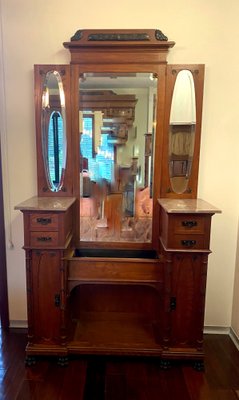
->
<box><xmin>160</xmin><ymin>359</ymin><xmax>171</xmax><ymax>370</ymax></box>
<box><xmin>193</xmin><ymin>360</ymin><xmax>204</xmax><ymax>371</ymax></box>
<box><xmin>25</xmin><ymin>355</ymin><xmax>36</xmax><ymax>366</ymax></box>
<box><xmin>58</xmin><ymin>356</ymin><xmax>68</xmax><ymax>367</ymax></box>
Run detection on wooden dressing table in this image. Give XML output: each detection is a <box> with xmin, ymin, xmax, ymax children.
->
<box><xmin>16</xmin><ymin>29</ymin><xmax>220</xmax><ymax>369</ymax></box>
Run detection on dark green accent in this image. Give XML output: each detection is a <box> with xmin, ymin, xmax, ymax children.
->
<box><xmin>160</xmin><ymin>359</ymin><xmax>171</xmax><ymax>369</ymax></box>
<box><xmin>155</xmin><ymin>30</ymin><xmax>168</xmax><ymax>41</ymax></box>
<box><xmin>25</xmin><ymin>356</ymin><xmax>36</xmax><ymax>366</ymax></box>
<box><xmin>181</xmin><ymin>240</ymin><xmax>196</xmax><ymax>247</ymax></box>
<box><xmin>170</xmin><ymin>296</ymin><xmax>177</xmax><ymax>311</ymax></box>
<box><xmin>74</xmin><ymin>248</ymin><xmax>159</xmax><ymax>259</ymax></box>
<box><xmin>36</xmin><ymin>217</ymin><xmax>52</xmax><ymax>225</ymax></box>
<box><xmin>182</xmin><ymin>220</ymin><xmax>197</xmax><ymax>228</ymax></box>
<box><xmin>58</xmin><ymin>356</ymin><xmax>69</xmax><ymax>366</ymax></box>
<box><xmin>88</xmin><ymin>33</ymin><xmax>150</xmax><ymax>41</ymax></box>
<box><xmin>71</xmin><ymin>30</ymin><xmax>83</xmax><ymax>41</ymax></box>
<box><xmin>54</xmin><ymin>294</ymin><xmax>61</xmax><ymax>308</ymax></box>
<box><xmin>193</xmin><ymin>360</ymin><xmax>205</xmax><ymax>371</ymax></box>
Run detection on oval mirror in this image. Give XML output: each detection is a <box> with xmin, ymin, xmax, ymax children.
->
<box><xmin>41</xmin><ymin>71</ymin><xmax>66</xmax><ymax>192</ymax></box>
<box><xmin>169</xmin><ymin>70</ymin><xmax>196</xmax><ymax>194</ymax></box>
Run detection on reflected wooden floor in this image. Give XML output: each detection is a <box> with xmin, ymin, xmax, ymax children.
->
<box><xmin>1</xmin><ymin>329</ymin><xmax>239</xmax><ymax>399</ymax></box>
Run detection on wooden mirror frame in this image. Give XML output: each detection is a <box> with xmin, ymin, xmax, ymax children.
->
<box><xmin>34</xmin><ymin>65</ymin><xmax>73</xmax><ymax>197</ymax></box>
<box><xmin>63</xmin><ymin>29</ymin><xmax>175</xmax><ymax>250</ymax></box>
<box><xmin>34</xmin><ymin>30</ymin><xmax>204</xmax><ymax>250</ymax></box>
<box><xmin>161</xmin><ymin>64</ymin><xmax>205</xmax><ymax>198</ymax></box>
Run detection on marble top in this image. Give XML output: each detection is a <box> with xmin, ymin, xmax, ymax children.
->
<box><xmin>158</xmin><ymin>198</ymin><xmax>221</xmax><ymax>214</ymax></box>
<box><xmin>15</xmin><ymin>196</ymin><xmax>76</xmax><ymax>212</ymax></box>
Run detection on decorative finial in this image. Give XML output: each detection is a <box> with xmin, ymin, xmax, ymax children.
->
<box><xmin>155</xmin><ymin>30</ymin><xmax>168</xmax><ymax>41</ymax></box>
<box><xmin>71</xmin><ymin>30</ymin><xmax>83</xmax><ymax>41</ymax></box>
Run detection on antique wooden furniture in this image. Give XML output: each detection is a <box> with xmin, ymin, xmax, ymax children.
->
<box><xmin>15</xmin><ymin>29</ymin><xmax>220</xmax><ymax>369</ymax></box>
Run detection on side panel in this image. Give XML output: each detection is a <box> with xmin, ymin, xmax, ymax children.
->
<box><xmin>30</xmin><ymin>250</ymin><xmax>62</xmax><ymax>344</ymax></box>
<box><xmin>170</xmin><ymin>252</ymin><xmax>208</xmax><ymax>349</ymax></box>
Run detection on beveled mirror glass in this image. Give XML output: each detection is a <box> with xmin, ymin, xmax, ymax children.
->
<box><xmin>41</xmin><ymin>71</ymin><xmax>67</xmax><ymax>192</ymax></box>
<box><xmin>169</xmin><ymin>70</ymin><xmax>196</xmax><ymax>194</ymax></box>
<box><xmin>79</xmin><ymin>73</ymin><xmax>157</xmax><ymax>243</ymax></box>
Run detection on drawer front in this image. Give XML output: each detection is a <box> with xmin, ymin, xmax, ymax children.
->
<box><xmin>30</xmin><ymin>231</ymin><xmax>59</xmax><ymax>248</ymax></box>
<box><xmin>29</xmin><ymin>213</ymin><xmax>59</xmax><ymax>231</ymax></box>
<box><xmin>169</xmin><ymin>234</ymin><xmax>208</xmax><ymax>250</ymax></box>
<box><xmin>173</xmin><ymin>215</ymin><xmax>205</xmax><ymax>234</ymax></box>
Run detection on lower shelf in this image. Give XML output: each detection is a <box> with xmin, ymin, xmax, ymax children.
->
<box><xmin>68</xmin><ymin>314</ymin><xmax>162</xmax><ymax>356</ymax></box>
<box><xmin>25</xmin><ymin>312</ymin><xmax>204</xmax><ymax>361</ymax></box>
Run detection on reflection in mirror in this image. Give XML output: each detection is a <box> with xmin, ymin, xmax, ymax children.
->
<box><xmin>169</xmin><ymin>70</ymin><xmax>196</xmax><ymax>194</ymax></box>
<box><xmin>79</xmin><ymin>73</ymin><xmax>157</xmax><ymax>243</ymax></box>
<box><xmin>41</xmin><ymin>71</ymin><xmax>66</xmax><ymax>192</ymax></box>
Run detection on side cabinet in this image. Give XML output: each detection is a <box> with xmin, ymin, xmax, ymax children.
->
<box><xmin>15</xmin><ymin>197</ymin><xmax>76</xmax><ymax>363</ymax></box>
<box><xmin>158</xmin><ymin>198</ymin><xmax>221</xmax><ymax>367</ymax></box>
<box><xmin>169</xmin><ymin>252</ymin><xmax>208</xmax><ymax>350</ymax></box>
<box><xmin>27</xmin><ymin>250</ymin><xmax>62</xmax><ymax>345</ymax></box>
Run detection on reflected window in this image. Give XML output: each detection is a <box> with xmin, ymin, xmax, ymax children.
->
<box><xmin>41</xmin><ymin>70</ymin><xmax>67</xmax><ymax>192</ymax></box>
<box><xmin>79</xmin><ymin>73</ymin><xmax>157</xmax><ymax>243</ymax></box>
<box><xmin>48</xmin><ymin>111</ymin><xmax>64</xmax><ymax>190</ymax></box>
<box><xmin>80</xmin><ymin>114</ymin><xmax>114</xmax><ymax>187</ymax></box>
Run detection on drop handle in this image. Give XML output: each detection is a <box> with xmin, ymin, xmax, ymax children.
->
<box><xmin>181</xmin><ymin>240</ymin><xmax>196</xmax><ymax>247</ymax></box>
<box><xmin>37</xmin><ymin>236</ymin><xmax>52</xmax><ymax>242</ymax></box>
<box><xmin>182</xmin><ymin>221</ymin><xmax>197</xmax><ymax>228</ymax></box>
<box><xmin>36</xmin><ymin>217</ymin><xmax>52</xmax><ymax>225</ymax></box>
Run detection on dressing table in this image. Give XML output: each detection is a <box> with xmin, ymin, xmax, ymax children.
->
<box><xmin>16</xmin><ymin>29</ymin><xmax>221</xmax><ymax>369</ymax></box>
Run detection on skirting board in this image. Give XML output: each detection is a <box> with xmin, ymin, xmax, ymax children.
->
<box><xmin>10</xmin><ymin>320</ymin><xmax>28</xmax><ymax>329</ymax></box>
<box><xmin>203</xmin><ymin>326</ymin><xmax>230</xmax><ymax>335</ymax></box>
<box><xmin>10</xmin><ymin>321</ymin><xmax>237</xmax><ymax>345</ymax></box>
<box><xmin>204</xmin><ymin>326</ymin><xmax>239</xmax><ymax>351</ymax></box>
<box><xmin>229</xmin><ymin>327</ymin><xmax>239</xmax><ymax>351</ymax></box>
<box><xmin>11</xmin><ymin>321</ymin><xmax>231</xmax><ymax>332</ymax></box>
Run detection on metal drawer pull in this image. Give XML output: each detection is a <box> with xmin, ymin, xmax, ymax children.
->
<box><xmin>37</xmin><ymin>236</ymin><xmax>52</xmax><ymax>242</ymax></box>
<box><xmin>182</xmin><ymin>220</ymin><xmax>197</xmax><ymax>228</ymax></box>
<box><xmin>181</xmin><ymin>240</ymin><xmax>196</xmax><ymax>247</ymax></box>
<box><xmin>36</xmin><ymin>217</ymin><xmax>52</xmax><ymax>225</ymax></box>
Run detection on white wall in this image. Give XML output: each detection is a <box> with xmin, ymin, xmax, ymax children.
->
<box><xmin>1</xmin><ymin>0</ymin><xmax>239</xmax><ymax>329</ymax></box>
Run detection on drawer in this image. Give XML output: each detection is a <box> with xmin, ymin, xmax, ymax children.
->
<box><xmin>169</xmin><ymin>234</ymin><xmax>208</xmax><ymax>250</ymax></box>
<box><xmin>30</xmin><ymin>231</ymin><xmax>59</xmax><ymax>247</ymax></box>
<box><xmin>173</xmin><ymin>215</ymin><xmax>205</xmax><ymax>234</ymax></box>
<box><xmin>29</xmin><ymin>213</ymin><xmax>59</xmax><ymax>231</ymax></box>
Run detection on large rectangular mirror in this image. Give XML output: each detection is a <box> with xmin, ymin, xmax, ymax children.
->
<box><xmin>79</xmin><ymin>73</ymin><xmax>157</xmax><ymax>243</ymax></box>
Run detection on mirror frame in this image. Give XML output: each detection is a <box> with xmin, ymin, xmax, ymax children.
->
<box><xmin>41</xmin><ymin>71</ymin><xmax>67</xmax><ymax>192</ymax></box>
<box><xmin>34</xmin><ymin>32</ymin><xmax>205</xmax><ymax>251</ymax></box>
<box><xmin>63</xmin><ymin>30</ymin><xmax>175</xmax><ymax>249</ymax></box>
<box><xmin>161</xmin><ymin>64</ymin><xmax>205</xmax><ymax>199</ymax></box>
<box><xmin>169</xmin><ymin>69</ymin><xmax>196</xmax><ymax>194</ymax></box>
<box><xmin>35</xmin><ymin>64</ymin><xmax>73</xmax><ymax>197</ymax></box>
